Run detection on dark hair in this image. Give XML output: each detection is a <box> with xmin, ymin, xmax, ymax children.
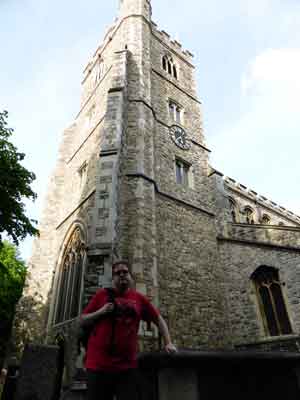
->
<box><xmin>112</xmin><ymin>260</ymin><xmax>129</xmax><ymax>271</ymax></box>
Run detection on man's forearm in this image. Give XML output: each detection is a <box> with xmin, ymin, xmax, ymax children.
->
<box><xmin>80</xmin><ymin>302</ymin><xmax>114</xmax><ymax>327</ymax></box>
<box><xmin>157</xmin><ymin>315</ymin><xmax>172</xmax><ymax>345</ymax></box>
<box><xmin>80</xmin><ymin>310</ymin><xmax>102</xmax><ymax>327</ymax></box>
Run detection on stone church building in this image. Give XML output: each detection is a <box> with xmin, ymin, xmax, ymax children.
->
<box><xmin>17</xmin><ymin>0</ymin><xmax>300</xmax><ymax>380</ymax></box>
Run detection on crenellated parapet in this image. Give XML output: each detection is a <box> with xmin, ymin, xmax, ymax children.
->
<box><xmin>223</xmin><ymin>175</ymin><xmax>300</xmax><ymax>226</ymax></box>
<box><xmin>118</xmin><ymin>0</ymin><xmax>152</xmax><ymax>21</ymax></box>
<box><xmin>81</xmin><ymin>9</ymin><xmax>195</xmax><ymax>98</ymax></box>
<box><xmin>150</xmin><ymin>21</ymin><xmax>194</xmax><ymax>64</ymax></box>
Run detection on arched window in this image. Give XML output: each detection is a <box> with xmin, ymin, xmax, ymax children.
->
<box><xmin>228</xmin><ymin>198</ymin><xmax>239</xmax><ymax>223</ymax></box>
<box><xmin>173</xmin><ymin>65</ymin><xmax>177</xmax><ymax>79</ymax></box>
<box><xmin>55</xmin><ymin>227</ymin><xmax>86</xmax><ymax>324</ymax></box>
<box><xmin>261</xmin><ymin>214</ymin><xmax>271</xmax><ymax>225</ymax></box>
<box><xmin>168</xmin><ymin>100</ymin><xmax>183</xmax><ymax>124</ymax></box>
<box><xmin>162</xmin><ymin>55</ymin><xmax>178</xmax><ymax>79</ymax></box>
<box><xmin>244</xmin><ymin>206</ymin><xmax>255</xmax><ymax>224</ymax></box>
<box><xmin>94</xmin><ymin>59</ymin><xmax>104</xmax><ymax>85</ymax></box>
<box><xmin>251</xmin><ymin>266</ymin><xmax>292</xmax><ymax>336</ymax></box>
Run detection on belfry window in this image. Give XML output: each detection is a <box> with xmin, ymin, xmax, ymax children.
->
<box><xmin>175</xmin><ymin>158</ymin><xmax>190</xmax><ymax>187</ymax></box>
<box><xmin>251</xmin><ymin>266</ymin><xmax>292</xmax><ymax>337</ymax></box>
<box><xmin>162</xmin><ymin>55</ymin><xmax>178</xmax><ymax>79</ymax></box>
<box><xmin>173</xmin><ymin>65</ymin><xmax>178</xmax><ymax>79</ymax></box>
<box><xmin>162</xmin><ymin>56</ymin><xmax>167</xmax><ymax>71</ymax></box>
<box><xmin>54</xmin><ymin>227</ymin><xmax>86</xmax><ymax>324</ymax></box>
<box><xmin>78</xmin><ymin>161</ymin><xmax>88</xmax><ymax>188</ymax></box>
<box><xmin>169</xmin><ymin>101</ymin><xmax>182</xmax><ymax>124</ymax></box>
<box><xmin>94</xmin><ymin>59</ymin><xmax>104</xmax><ymax>85</ymax></box>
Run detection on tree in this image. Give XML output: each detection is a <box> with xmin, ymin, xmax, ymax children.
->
<box><xmin>0</xmin><ymin>110</ymin><xmax>38</xmax><ymax>245</ymax></box>
<box><xmin>0</xmin><ymin>241</ymin><xmax>26</xmax><ymax>369</ymax></box>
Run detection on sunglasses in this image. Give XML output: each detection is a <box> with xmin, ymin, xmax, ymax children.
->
<box><xmin>113</xmin><ymin>269</ymin><xmax>129</xmax><ymax>276</ymax></box>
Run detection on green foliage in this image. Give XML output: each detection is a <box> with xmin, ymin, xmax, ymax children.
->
<box><xmin>0</xmin><ymin>110</ymin><xmax>38</xmax><ymax>245</ymax></box>
<box><xmin>0</xmin><ymin>241</ymin><xmax>26</xmax><ymax>319</ymax></box>
<box><xmin>0</xmin><ymin>241</ymin><xmax>26</xmax><ymax>367</ymax></box>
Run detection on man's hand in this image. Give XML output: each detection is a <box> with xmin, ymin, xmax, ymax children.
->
<box><xmin>80</xmin><ymin>302</ymin><xmax>114</xmax><ymax>327</ymax></box>
<box><xmin>165</xmin><ymin>343</ymin><xmax>177</xmax><ymax>353</ymax></box>
<box><xmin>99</xmin><ymin>302</ymin><xmax>114</xmax><ymax>316</ymax></box>
<box><xmin>156</xmin><ymin>315</ymin><xmax>178</xmax><ymax>353</ymax></box>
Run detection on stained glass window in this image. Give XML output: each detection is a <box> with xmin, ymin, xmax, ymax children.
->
<box><xmin>252</xmin><ymin>266</ymin><xmax>292</xmax><ymax>336</ymax></box>
<box><xmin>54</xmin><ymin>228</ymin><xmax>86</xmax><ymax>324</ymax></box>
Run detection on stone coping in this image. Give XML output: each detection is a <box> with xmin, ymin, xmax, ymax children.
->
<box><xmin>138</xmin><ymin>350</ymin><xmax>300</xmax><ymax>369</ymax></box>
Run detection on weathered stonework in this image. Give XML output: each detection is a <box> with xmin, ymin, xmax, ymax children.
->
<box><xmin>13</xmin><ymin>0</ymin><xmax>300</xmax><ymax>380</ymax></box>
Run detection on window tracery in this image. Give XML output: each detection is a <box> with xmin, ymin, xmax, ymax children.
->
<box><xmin>94</xmin><ymin>59</ymin><xmax>104</xmax><ymax>85</ymax></box>
<box><xmin>162</xmin><ymin>55</ymin><xmax>178</xmax><ymax>79</ymax></box>
<box><xmin>78</xmin><ymin>161</ymin><xmax>88</xmax><ymax>189</ymax></box>
<box><xmin>54</xmin><ymin>227</ymin><xmax>86</xmax><ymax>324</ymax></box>
<box><xmin>251</xmin><ymin>266</ymin><xmax>292</xmax><ymax>336</ymax></box>
<box><xmin>168</xmin><ymin>100</ymin><xmax>183</xmax><ymax>124</ymax></box>
<box><xmin>244</xmin><ymin>206</ymin><xmax>255</xmax><ymax>224</ymax></box>
<box><xmin>228</xmin><ymin>198</ymin><xmax>239</xmax><ymax>223</ymax></box>
<box><xmin>261</xmin><ymin>214</ymin><xmax>271</xmax><ymax>225</ymax></box>
<box><xmin>175</xmin><ymin>158</ymin><xmax>190</xmax><ymax>187</ymax></box>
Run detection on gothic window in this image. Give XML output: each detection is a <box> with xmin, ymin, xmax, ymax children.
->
<box><xmin>229</xmin><ymin>197</ymin><xmax>239</xmax><ymax>223</ymax></box>
<box><xmin>162</xmin><ymin>55</ymin><xmax>178</xmax><ymax>79</ymax></box>
<box><xmin>244</xmin><ymin>206</ymin><xmax>255</xmax><ymax>224</ymax></box>
<box><xmin>175</xmin><ymin>158</ymin><xmax>190</xmax><ymax>187</ymax></box>
<box><xmin>261</xmin><ymin>214</ymin><xmax>271</xmax><ymax>225</ymax></box>
<box><xmin>55</xmin><ymin>227</ymin><xmax>86</xmax><ymax>324</ymax></box>
<box><xmin>251</xmin><ymin>266</ymin><xmax>292</xmax><ymax>336</ymax></box>
<box><xmin>94</xmin><ymin>59</ymin><xmax>104</xmax><ymax>85</ymax></box>
<box><xmin>173</xmin><ymin>65</ymin><xmax>178</xmax><ymax>79</ymax></box>
<box><xmin>86</xmin><ymin>104</ymin><xmax>96</xmax><ymax>129</ymax></box>
<box><xmin>162</xmin><ymin>56</ymin><xmax>167</xmax><ymax>71</ymax></box>
<box><xmin>78</xmin><ymin>161</ymin><xmax>88</xmax><ymax>188</ymax></box>
<box><xmin>169</xmin><ymin>100</ymin><xmax>182</xmax><ymax>124</ymax></box>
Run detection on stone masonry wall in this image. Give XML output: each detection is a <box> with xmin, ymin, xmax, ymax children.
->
<box><xmin>145</xmin><ymin>15</ymin><xmax>229</xmax><ymax>348</ymax></box>
<box><xmin>219</xmin><ymin>240</ymin><xmax>300</xmax><ymax>346</ymax></box>
<box><xmin>156</xmin><ymin>197</ymin><xmax>230</xmax><ymax>349</ymax></box>
<box><xmin>227</xmin><ymin>224</ymin><xmax>300</xmax><ymax>249</ymax></box>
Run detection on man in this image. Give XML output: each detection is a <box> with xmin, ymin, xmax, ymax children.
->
<box><xmin>80</xmin><ymin>261</ymin><xmax>177</xmax><ymax>400</ymax></box>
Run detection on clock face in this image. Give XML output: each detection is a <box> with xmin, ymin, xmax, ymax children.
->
<box><xmin>169</xmin><ymin>125</ymin><xmax>190</xmax><ymax>150</ymax></box>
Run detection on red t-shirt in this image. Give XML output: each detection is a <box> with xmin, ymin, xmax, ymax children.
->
<box><xmin>82</xmin><ymin>288</ymin><xmax>159</xmax><ymax>372</ymax></box>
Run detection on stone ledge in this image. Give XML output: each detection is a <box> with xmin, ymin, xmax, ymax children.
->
<box><xmin>138</xmin><ymin>349</ymin><xmax>300</xmax><ymax>369</ymax></box>
<box><xmin>217</xmin><ymin>235</ymin><xmax>300</xmax><ymax>253</ymax></box>
<box><xmin>152</xmin><ymin>68</ymin><xmax>201</xmax><ymax>104</ymax></box>
<box><xmin>126</xmin><ymin>173</ymin><xmax>215</xmax><ymax>218</ymax></box>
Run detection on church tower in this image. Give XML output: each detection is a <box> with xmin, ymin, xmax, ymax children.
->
<box><xmin>16</xmin><ymin>0</ymin><xmax>230</xmax><ymax>375</ymax></box>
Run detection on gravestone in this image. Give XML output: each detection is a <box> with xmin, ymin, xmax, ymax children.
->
<box><xmin>14</xmin><ymin>344</ymin><xmax>62</xmax><ymax>400</ymax></box>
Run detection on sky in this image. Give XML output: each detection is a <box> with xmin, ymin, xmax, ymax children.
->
<box><xmin>1</xmin><ymin>0</ymin><xmax>300</xmax><ymax>260</ymax></box>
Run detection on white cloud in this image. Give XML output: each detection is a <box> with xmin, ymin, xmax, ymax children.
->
<box><xmin>211</xmin><ymin>48</ymin><xmax>300</xmax><ymax>214</ymax></box>
<box><xmin>243</xmin><ymin>48</ymin><xmax>300</xmax><ymax>92</ymax></box>
<box><xmin>240</xmin><ymin>0</ymin><xmax>273</xmax><ymax>18</ymax></box>
<box><xmin>241</xmin><ymin>48</ymin><xmax>300</xmax><ymax>119</ymax></box>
